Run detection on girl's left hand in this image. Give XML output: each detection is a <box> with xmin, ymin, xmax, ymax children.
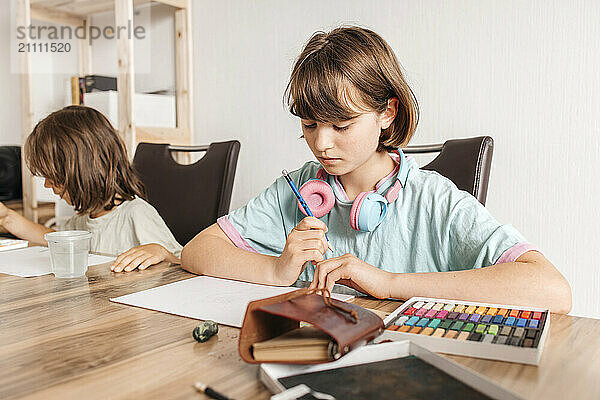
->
<box><xmin>111</xmin><ymin>244</ymin><xmax>179</xmax><ymax>273</ymax></box>
<box><xmin>308</xmin><ymin>253</ymin><xmax>392</xmax><ymax>298</ymax></box>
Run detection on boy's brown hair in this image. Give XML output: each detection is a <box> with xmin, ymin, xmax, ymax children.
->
<box><xmin>285</xmin><ymin>26</ymin><xmax>419</xmax><ymax>150</ymax></box>
<box><xmin>25</xmin><ymin>105</ymin><xmax>146</xmax><ymax>214</ymax></box>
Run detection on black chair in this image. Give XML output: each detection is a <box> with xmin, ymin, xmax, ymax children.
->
<box><xmin>0</xmin><ymin>146</ymin><xmax>22</xmax><ymax>201</ymax></box>
<box><xmin>133</xmin><ymin>140</ymin><xmax>241</xmax><ymax>245</ymax></box>
<box><xmin>404</xmin><ymin>136</ymin><xmax>494</xmax><ymax>205</ymax></box>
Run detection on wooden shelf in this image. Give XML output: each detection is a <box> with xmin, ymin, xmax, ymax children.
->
<box><xmin>17</xmin><ymin>0</ymin><xmax>194</xmax><ymax>221</ymax></box>
<box><xmin>29</xmin><ymin>0</ymin><xmax>187</xmax><ymax>18</ymax></box>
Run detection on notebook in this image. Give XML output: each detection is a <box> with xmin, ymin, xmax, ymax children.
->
<box><xmin>0</xmin><ymin>239</ymin><xmax>28</xmax><ymax>252</ymax></box>
<box><xmin>252</xmin><ymin>326</ymin><xmax>335</xmax><ymax>362</ymax></box>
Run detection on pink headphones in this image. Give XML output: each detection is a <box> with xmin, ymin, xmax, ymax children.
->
<box><xmin>297</xmin><ymin>149</ymin><xmax>408</xmax><ymax>232</ymax></box>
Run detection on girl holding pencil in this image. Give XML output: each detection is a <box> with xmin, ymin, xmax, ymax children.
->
<box><xmin>181</xmin><ymin>26</ymin><xmax>571</xmax><ymax>313</ymax></box>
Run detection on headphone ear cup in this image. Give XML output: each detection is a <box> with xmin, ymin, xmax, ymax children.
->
<box><xmin>297</xmin><ymin>179</ymin><xmax>335</xmax><ymax>218</ymax></box>
<box><xmin>350</xmin><ymin>193</ymin><xmax>388</xmax><ymax>232</ymax></box>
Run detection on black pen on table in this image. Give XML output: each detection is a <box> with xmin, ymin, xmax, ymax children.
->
<box><xmin>282</xmin><ymin>169</ymin><xmax>333</xmax><ymax>253</ymax></box>
<box><xmin>194</xmin><ymin>382</ymin><xmax>233</xmax><ymax>400</ymax></box>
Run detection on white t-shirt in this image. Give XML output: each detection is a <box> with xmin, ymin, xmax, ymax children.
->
<box><xmin>62</xmin><ymin>197</ymin><xmax>183</xmax><ymax>257</ymax></box>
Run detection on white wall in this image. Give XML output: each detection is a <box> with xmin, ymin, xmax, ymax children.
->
<box><xmin>0</xmin><ymin>8</ymin><xmax>24</xmax><ymax>145</ymax></box>
<box><xmin>191</xmin><ymin>1</ymin><xmax>600</xmax><ymax>318</ymax></box>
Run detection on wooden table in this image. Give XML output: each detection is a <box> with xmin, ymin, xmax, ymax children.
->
<box><xmin>1</xmin><ymin>263</ymin><xmax>599</xmax><ymax>399</ymax></box>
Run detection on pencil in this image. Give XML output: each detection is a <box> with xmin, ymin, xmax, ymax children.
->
<box><xmin>282</xmin><ymin>169</ymin><xmax>333</xmax><ymax>253</ymax></box>
<box><xmin>194</xmin><ymin>382</ymin><xmax>233</xmax><ymax>400</ymax></box>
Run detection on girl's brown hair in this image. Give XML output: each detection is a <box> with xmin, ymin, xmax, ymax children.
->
<box><xmin>25</xmin><ymin>105</ymin><xmax>146</xmax><ymax>214</ymax></box>
<box><xmin>285</xmin><ymin>26</ymin><xmax>419</xmax><ymax>150</ymax></box>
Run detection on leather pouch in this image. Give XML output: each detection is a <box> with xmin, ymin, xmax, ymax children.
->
<box><xmin>239</xmin><ymin>288</ymin><xmax>384</xmax><ymax>364</ymax></box>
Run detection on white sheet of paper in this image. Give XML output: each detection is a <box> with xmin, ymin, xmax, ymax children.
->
<box><xmin>0</xmin><ymin>246</ymin><xmax>115</xmax><ymax>277</ymax></box>
<box><xmin>110</xmin><ymin>276</ymin><xmax>355</xmax><ymax>328</ymax></box>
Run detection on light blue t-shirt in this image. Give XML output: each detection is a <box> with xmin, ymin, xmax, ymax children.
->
<box><xmin>218</xmin><ymin>156</ymin><xmax>531</xmax><ymax>281</ymax></box>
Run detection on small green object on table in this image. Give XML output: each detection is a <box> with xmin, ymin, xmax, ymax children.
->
<box><xmin>193</xmin><ymin>320</ymin><xmax>219</xmax><ymax>343</ymax></box>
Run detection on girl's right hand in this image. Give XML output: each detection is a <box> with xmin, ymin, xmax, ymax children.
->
<box><xmin>274</xmin><ymin>217</ymin><xmax>329</xmax><ymax>285</ymax></box>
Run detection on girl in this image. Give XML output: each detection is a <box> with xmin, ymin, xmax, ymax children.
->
<box><xmin>0</xmin><ymin>105</ymin><xmax>181</xmax><ymax>273</ymax></box>
<box><xmin>181</xmin><ymin>26</ymin><xmax>571</xmax><ymax>313</ymax></box>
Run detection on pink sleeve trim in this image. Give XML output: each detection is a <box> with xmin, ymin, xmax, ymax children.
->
<box><xmin>216</xmin><ymin>216</ymin><xmax>259</xmax><ymax>254</ymax></box>
<box><xmin>495</xmin><ymin>242</ymin><xmax>542</xmax><ymax>264</ymax></box>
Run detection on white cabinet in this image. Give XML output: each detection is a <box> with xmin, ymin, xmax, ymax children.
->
<box><xmin>84</xmin><ymin>91</ymin><xmax>176</xmax><ymax>129</ymax></box>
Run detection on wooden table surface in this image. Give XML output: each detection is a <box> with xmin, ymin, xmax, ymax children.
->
<box><xmin>1</xmin><ymin>262</ymin><xmax>599</xmax><ymax>400</ymax></box>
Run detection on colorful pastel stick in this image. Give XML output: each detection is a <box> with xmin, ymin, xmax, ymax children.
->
<box><xmin>393</xmin><ymin>298</ymin><xmax>548</xmax><ymax>359</ymax></box>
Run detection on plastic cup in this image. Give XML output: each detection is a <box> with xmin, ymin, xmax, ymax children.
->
<box><xmin>44</xmin><ymin>231</ymin><xmax>92</xmax><ymax>278</ymax></box>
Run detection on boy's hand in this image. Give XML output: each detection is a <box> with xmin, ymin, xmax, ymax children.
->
<box><xmin>111</xmin><ymin>243</ymin><xmax>180</xmax><ymax>273</ymax></box>
<box><xmin>308</xmin><ymin>253</ymin><xmax>392</xmax><ymax>299</ymax></box>
<box><xmin>274</xmin><ymin>217</ymin><xmax>329</xmax><ymax>285</ymax></box>
<box><xmin>0</xmin><ymin>202</ymin><xmax>10</xmax><ymax>225</ymax></box>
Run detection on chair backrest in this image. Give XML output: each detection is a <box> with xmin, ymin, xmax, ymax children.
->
<box><xmin>132</xmin><ymin>140</ymin><xmax>241</xmax><ymax>245</ymax></box>
<box><xmin>0</xmin><ymin>146</ymin><xmax>22</xmax><ymax>201</ymax></box>
<box><xmin>404</xmin><ymin>136</ymin><xmax>494</xmax><ymax>205</ymax></box>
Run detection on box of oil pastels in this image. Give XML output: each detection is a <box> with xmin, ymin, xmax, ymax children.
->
<box><xmin>377</xmin><ymin>297</ymin><xmax>550</xmax><ymax>365</ymax></box>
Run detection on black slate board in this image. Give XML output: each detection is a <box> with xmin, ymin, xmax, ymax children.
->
<box><xmin>278</xmin><ymin>355</ymin><xmax>493</xmax><ymax>400</ymax></box>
